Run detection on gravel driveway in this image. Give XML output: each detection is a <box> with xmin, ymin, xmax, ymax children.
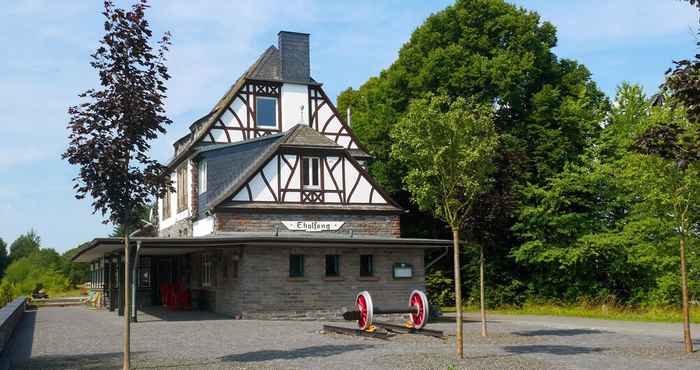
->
<box><xmin>3</xmin><ymin>307</ymin><xmax>699</xmax><ymax>369</ymax></box>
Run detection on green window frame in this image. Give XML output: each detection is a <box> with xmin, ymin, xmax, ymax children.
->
<box><xmin>325</xmin><ymin>255</ymin><xmax>340</xmax><ymax>277</ymax></box>
<box><xmin>289</xmin><ymin>254</ymin><xmax>304</xmax><ymax>277</ymax></box>
<box><xmin>360</xmin><ymin>255</ymin><xmax>373</xmax><ymax>277</ymax></box>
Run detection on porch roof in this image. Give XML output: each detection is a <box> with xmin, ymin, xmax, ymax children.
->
<box><xmin>71</xmin><ymin>233</ymin><xmax>452</xmax><ymax>263</ymax></box>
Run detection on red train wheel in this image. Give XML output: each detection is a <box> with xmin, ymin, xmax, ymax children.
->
<box><xmin>355</xmin><ymin>291</ymin><xmax>374</xmax><ymax>330</ymax></box>
<box><xmin>409</xmin><ymin>290</ymin><xmax>429</xmax><ymax>329</ymax></box>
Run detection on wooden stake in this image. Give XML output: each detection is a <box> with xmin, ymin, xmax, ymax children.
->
<box><xmin>453</xmin><ymin>229</ymin><xmax>463</xmax><ymax>358</ymax></box>
<box><xmin>480</xmin><ymin>244</ymin><xmax>487</xmax><ymax>337</ymax></box>
<box><xmin>124</xmin><ymin>231</ymin><xmax>131</xmax><ymax>369</ymax></box>
<box><xmin>680</xmin><ymin>236</ymin><xmax>693</xmax><ymax>353</ymax></box>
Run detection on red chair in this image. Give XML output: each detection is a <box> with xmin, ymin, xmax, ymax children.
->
<box><xmin>159</xmin><ymin>283</ymin><xmax>170</xmax><ymax>306</ymax></box>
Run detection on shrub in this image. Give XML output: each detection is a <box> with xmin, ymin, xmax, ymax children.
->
<box><xmin>426</xmin><ymin>270</ymin><xmax>455</xmax><ymax>307</ymax></box>
<box><xmin>0</xmin><ymin>280</ymin><xmax>14</xmax><ymax>307</ymax></box>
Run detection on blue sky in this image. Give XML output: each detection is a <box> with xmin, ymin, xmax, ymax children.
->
<box><xmin>0</xmin><ymin>0</ymin><xmax>697</xmax><ymax>252</ymax></box>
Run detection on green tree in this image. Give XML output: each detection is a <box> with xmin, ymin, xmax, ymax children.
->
<box><xmin>339</xmin><ymin>0</ymin><xmax>606</xmax><ymax>192</ymax></box>
<box><xmin>3</xmin><ymin>249</ymin><xmax>71</xmax><ymax>296</ymax></box>
<box><xmin>0</xmin><ymin>238</ymin><xmax>9</xmax><ymax>278</ymax></box>
<box><xmin>10</xmin><ymin>230</ymin><xmax>41</xmax><ymax>261</ymax></box>
<box><xmin>392</xmin><ymin>95</ymin><xmax>499</xmax><ymax>357</ymax></box>
<box><xmin>0</xmin><ymin>280</ymin><xmax>15</xmax><ymax>307</ymax></box>
<box><xmin>633</xmin><ymin>102</ymin><xmax>700</xmax><ymax>353</ymax></box>
<box><xmin>512</xmin><ymin>84</ymin><xmax>648</xmax><ymax>303</ymax></box>
<box><xmin>63</xmin><ymin>243</ymin><xmax>91</xmax><ymax>285</ymax></box>
<box><xmin>110</xmin><ymin>204</ymin><xmax>153</xmax><ymax>237</ymax></box>
<box><xmin>338</xmin><ymin>0</ymin><xmax>607</xmax><ymax>306</ymax></box>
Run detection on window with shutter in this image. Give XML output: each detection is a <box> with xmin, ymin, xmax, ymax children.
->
<box><xmin>177</xmin><ymin>165</ymin><xmax>188</xmax><ymax>212</ymax></box>
<box><xmin>163</xmin><ymin>183</ymin><xmax>172</xmax><ymax>219</ymax></box>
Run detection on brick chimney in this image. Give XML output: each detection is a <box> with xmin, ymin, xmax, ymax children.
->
<box><xmin>278</xmin><ymin>31</ymin><xmax>310</xmax><ymax>82</ymax></box>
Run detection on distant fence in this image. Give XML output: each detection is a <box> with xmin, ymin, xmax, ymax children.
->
<box><xmin>0</xmin><ymin>297</ymin><xmax>26</xmax><ymax>353</ymax></box>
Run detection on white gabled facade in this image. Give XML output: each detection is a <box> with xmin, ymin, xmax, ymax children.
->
<box><xmin>200</xmin><ymin>81</ymin><xmax>362</xmax><ymax>151</ymax></box>
<box><xmin>231</xmin><ymin>153</ymin><xmax>389</xmax><ymax>205</ymax></box>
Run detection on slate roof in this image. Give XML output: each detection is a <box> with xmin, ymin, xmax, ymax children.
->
<box><xmin>248</xmin><ymin>46</ymin><xmax>282</xmax><ymax>81</ymax></box>
<box><xmin>195</xmin><ymin>133</ymin><xmax>286</xmax><ymax>218</ymax></box>
<box><xmin>283</xmin><ymin>124</ymin><xmax>341</xmax><ymax>148</ymax></box>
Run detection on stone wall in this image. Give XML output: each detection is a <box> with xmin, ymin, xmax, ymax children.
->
<box><xmin>189</xmin><ymin>246</ymin><xmax>425</xmax><ymax>319</ymax></box>
<box><xmin>0</xmin><ymin>297</ymin><xmax>25</xmax><ymax>355</ymax></box>
<box><xmin>158</xmin><ymin>218</ymin><xmax>192</xmax><ymax>238</ymax></box>
<box><xmin>189</xmin><ymin>248</ymin><xmax>242</xmax><ymax>315</ymax></box>
<box><xmin>216</xmin><ymin>211</ymin><xmax>401</xmax><ymax>237</ymax></box>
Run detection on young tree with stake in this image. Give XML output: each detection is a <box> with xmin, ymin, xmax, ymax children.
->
<box><xmin>391</xmin><ymin>95</ymin><xmax>499</xmax><ymax>358</ymax></box>
<box><xmin>631</xmin><ymin>1</ymin><xmax>700</xmax><ymax>352</ymax></box>
<box><xmin>62</xmin><ymin>1</ymin><xmax>172</xmax><ymax>368</ymax></box>
<box><xmin>633</xmin><ymin>103</ymin><xmax>699</xmax><ymax>353</ymax></box>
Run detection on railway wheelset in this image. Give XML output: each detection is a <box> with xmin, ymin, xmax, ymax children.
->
<box><xmin>324</xmin><ymin>289</ymin><xmax>443</xmax><ymax>339</ymax></box>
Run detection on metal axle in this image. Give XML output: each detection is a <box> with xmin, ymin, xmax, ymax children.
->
<box><xmin>343</xmin><ymin>305</ymin><xmax>418</xmax><ymax>321</ymax></box>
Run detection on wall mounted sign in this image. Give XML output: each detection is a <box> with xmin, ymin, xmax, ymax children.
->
<box><xmin>282</xmin><ymin>221</ymin><xmax>345</xmax><ymax>232</ymax></box>
<box><xmin>393</xmin><ymin>263</ymin><xmax>414</xmax><ymax>279</ymax></box>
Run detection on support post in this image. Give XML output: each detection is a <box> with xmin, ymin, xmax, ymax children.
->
<box><xmin>131</xmin><ymin>241</ymin><xmax>141</xmax><ymax>323</ymax></box>
<box><xmin>108</xmin><ymin>256</ymin><xmax>115</xmax><ymax>312</ymax></box>
<box><xmin>118</xmin><ymin>254</ymin><xmax>124</xmax><ymax>316</ymax></box>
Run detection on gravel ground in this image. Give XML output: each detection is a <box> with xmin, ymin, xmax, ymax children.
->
<box><xmin>3</xmin><ymin>307</ymin><xmax>699</xmax><ymax>370</ymax></box>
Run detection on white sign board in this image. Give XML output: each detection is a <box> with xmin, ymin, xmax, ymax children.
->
<box><xmin>393</xmin><ymin>263</ymin><xmax>414</xmax><ymax>278</ymax></box>
<box><xmin>282</xmin><ymin>221</ymin><xmax>345</xmax><ymax>232</ymax></box>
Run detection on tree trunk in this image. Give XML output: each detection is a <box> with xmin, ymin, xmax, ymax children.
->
<box><xmin>480</xmin><ymin>244</ymin><xmax>487</xmax><ymax>337</ymax></box>
<box><xmin>123</xmin><ymin>230</ymin><xmax>131</xmax><ymax>369</ymax></box>
<box><xmin>452</xmin><ymin>229</ymin><xmax>463</xmax><ymax>358</ymax></box>
<box><xmin>680</xmin><ymin>236</ymin><xmax>693</xmax><ymax>353</ymax></box>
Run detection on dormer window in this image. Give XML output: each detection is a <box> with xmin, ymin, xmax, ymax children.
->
<box><xmin>255</xmin><ymin>96</ymin><xmax>277</xmax><ymax>128</ymax></box>
<box><xmin>302</xmin><ymin>157</ymin><xmax>320</xmax><ymax>189</ymax></box>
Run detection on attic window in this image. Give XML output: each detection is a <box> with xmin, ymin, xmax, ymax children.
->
<box><xmin>256</xmin><ymin>96</ymin><xmax>277</xmax><ymax>128</ymax></box>
<box><xmin>302</xmin><ymin>157</ymin><xmax>320</xmax><ymax>189</ymax></box>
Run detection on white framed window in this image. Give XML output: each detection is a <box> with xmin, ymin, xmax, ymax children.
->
<box><xmin>255</xmin><ymin>96</ymin><xmax>277</xmax><ymax>127</ymax></box>
<box><xmin>202</xmin><ymin>254</ymin><xmax>213</xmax><ymax>287</ymax></box>
<box><xmin>198</xmin><ymin>160</ymin><xmax>207</xmax><ymax>194</ymax></box>
<box><xmin>302</xmin><ymin>157</ymin><xmax>320</xmax><ymax>189</ymax></box>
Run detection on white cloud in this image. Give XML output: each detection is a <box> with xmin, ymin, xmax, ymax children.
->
<box><xmin>513</xmin><ymin>0</ymin><xmax>697</xmax><ymax>50</ymax></box>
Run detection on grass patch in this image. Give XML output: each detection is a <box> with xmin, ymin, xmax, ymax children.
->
<box><xmin>441</xmin><ymin>303</ymin><xmax>700</xmax><ymax>323</ymax></box>
<box><xmin>48</xmin><ymin>288</ymin><xmax>84</xmax><ymax>298</ymax></box>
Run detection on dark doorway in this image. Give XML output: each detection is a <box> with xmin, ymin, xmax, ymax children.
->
<box><xmin>153</xmin><ymin>257</ymin><xmax>173</xmax><ymax>305</ymax></box>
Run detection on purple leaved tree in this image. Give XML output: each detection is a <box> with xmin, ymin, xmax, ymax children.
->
<box><xmin>62</xmin><ymin>1</ymin><xmax>172</xmax><ymax>368</ymax></box>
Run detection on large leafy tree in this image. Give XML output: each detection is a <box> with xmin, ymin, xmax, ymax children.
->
<box><xmin>10</xmin><ymin>229</ymin><xmax>41</xmax><ymax>261</ymax></box>
<box><xmin>62</xmin><ymin>1</ymin><xmax>172</xmax><ymax>368</ymax></box>
<box><xmin>338</xmin><ymin>0</ymin><xmax>607</xmax><ymax>305</ymax></box>
<box><xmin>512</xmin><ymin>84</ymin><xmax>664</xmax><ymax>303</ymax></box>
<box><xmin>339</xmin><ymin>0</ymin><xmax>606</xmax><ymax>192</ymax></box>
<box><xmin>392</xmin><ymin>95</ymin><xmax>499</xmax><ymax>357</ymax></box>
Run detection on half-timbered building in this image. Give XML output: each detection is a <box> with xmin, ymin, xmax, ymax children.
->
<box><xmin>73</xmin><ymin>31</ymin><xmax>449</xmax><ymax>320</ymax></box>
